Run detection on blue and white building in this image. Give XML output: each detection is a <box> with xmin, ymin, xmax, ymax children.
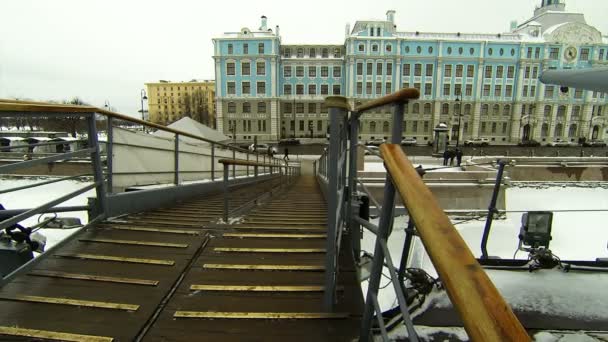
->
<box><xmin>213</xmin><ymin>0</ymin><xmax>607</xmax><ymax>144</ymax></box>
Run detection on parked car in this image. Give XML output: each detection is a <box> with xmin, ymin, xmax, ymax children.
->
<box><xmin>547</xmin><ymin>139</ymin><xmax>573</xmax><ymax>147</ymax></box>
<box><xmin>464</xmin><ymin>138</ymin><xmax>490</xmax><ymax>147</ymax></box>
<box><xmin>364</xmin><ymin>145</ymin><xmax>380</xmax><ymax>155</ymax></box>
<box><xmin>517</xmin><ymin>139</ymin><xmax>541</xmax><ymax>147</ymax></box>
<box><xmin>366</xmin><ymin>138</ymin><xmax>386</xmax><ymax>146</ymax></box>
<box><xmin>278</xmin><ymin>138</ymin><xmax>300</xmax><ymax>145</ymax></box>
<box><xmin>400</xmin><ymin>138</ymin><xmax>417</xmax><ymax>146</ymax></box>
<box><xmin>582</xmin><ymin>139</ymin><xmax>607</xmax><ymax>147</ymax></box>
<box><xmin>248</xmin><ymin>144</ymin><xmax>278</xmax><ymax>154</ymax></box>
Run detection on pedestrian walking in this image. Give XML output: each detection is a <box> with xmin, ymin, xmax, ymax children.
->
<box><xmin>449</xmin><ymin>149</ymin><xmax>456</xmax><ymax>166</ymax></box>
<box><xmin>283</xmin><ymin>147</ymin><xmax>290</xmax><ymax>162</ymax></box>
<box><xmin>455</xmin><ymin>149</ymin><xmax>463</xmax><ymax>166</ymax></box>
<box><xmin>442</xmin><ymin>149</ymin><xmax>449</xmax><ymax>166</ymax></box>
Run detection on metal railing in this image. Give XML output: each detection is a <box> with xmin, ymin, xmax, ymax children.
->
<box><xmin>317</xmin><ymin>89</ymin><xmax>529</xmax><ymax>341</ymax></box>
<box><xmin>0</xmin><ymin>99</ymin><xmax>294</xmax><ymax>274</ymax></box>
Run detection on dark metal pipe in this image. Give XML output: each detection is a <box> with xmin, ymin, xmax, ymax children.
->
<box><xmin>480</xmin><ymin>160</ymin><xmax>506</xmax><ymax>259</ymax></box>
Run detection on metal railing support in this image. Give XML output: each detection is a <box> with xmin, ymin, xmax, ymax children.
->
<box><xmin>223</xmin><ymin>163</ymin><xmax>229</xmax><ymax>223</ymax></box>
<box><xmin>348</xmin><ymin>112</ymin><xmax>361</xmax><ymax>261</ymax></box>
<box><xmin>174</xmin><ymin>133</ymin><xmax>180</xmax><ymax>185</ymax></box>
<box><xmin>211</xmin><ymin>143</ymin><xmax>215</xmax><ymax>181</ymax></box>
<box><xmin>106</xmin><ymin>116</ymin><xmax>114</xmax><ymax>193</ymax></box>
<box><xmin>480</xmin><ymin>160</ymin><xmax>506</xmax><ymax>259</ymax></box>
<box><xmin>87</xmin><ymin>113</ymin><xmax>108</xmax><ymax>220</ymax></box>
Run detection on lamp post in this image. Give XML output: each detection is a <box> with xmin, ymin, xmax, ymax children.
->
<box><xmin>140</xmin><ymin>89</ymin><xmax>148</xmax><ymax>130</ymax></box>
<box><xmin>455</xmin><ymin>90</ymin><xmax>462</xmax><ymax>148</ymax></box>
<box><xmin>104</xmin><ymin>100</ymin><xmax>111</xmax><ymax>111</ymax></box>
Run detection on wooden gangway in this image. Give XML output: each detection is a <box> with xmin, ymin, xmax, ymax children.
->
<box><xmin>0</xmin><ymin>176</ymin><xmax>362</xmax><ymax>341</ymax></box>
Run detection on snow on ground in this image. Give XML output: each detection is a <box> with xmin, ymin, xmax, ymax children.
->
<box><xmin>0</xmin><ymin>176</ymin><xmax>95</xmax><ymax>247</ymax></box>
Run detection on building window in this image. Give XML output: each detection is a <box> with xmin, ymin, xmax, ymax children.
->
<box><xmin>386</xmin><ymin>45</ymin><xmax>392</xmax><ymax>52</ymax></box>
<box><xmin>370</xmin><ymin>121</ymin><xmax>376</xmax><ymax>133</ymax></box>
<box><xmin>366</xmin><ymin>63</ymin><xmax>372</xmax><ymax>75</ymax></box>
<box><xmin>481</xmin><ymin>104</ymin><xmax>489</xmax><ymax>115</ymax></box>
<box><xmin>574</xmin><ymin>88</ymin><xmax>583</xmax><ymax>99</ymax></box>
<box><xmin>424</xmin><ymin>103</ymin><xmax>432</xmax><ymax>114</ymax></box>
<box><xmin>227</xmin><ymin>44</ymin><xmax>233</xmax><ymax>54</ymax></box>
<box><xmin>228</xmin><ymin>102</ymin><xmax>236</xmax><ymax>113</ymax></box>
<box><xmin>333</xmin><ymin>84</ymin><xmax>341</xmax><ymax>95</ymax></box>
<box><xmin>284</xmin><ymin>103</ymin><xmax>293</xmax><ymax>113</ymax></box>
<box><xmin>530</xmin><ymin>85</ymin><xmax>536</xmax><ymax>97</ymax></box>
<box><xmin>424</xmin><ymin>84</ymin><xmax>432</xmax><ymax>96</ymax></box>
<box><xmin>572</xmin><ymin>106</ymin><xmax>581</xmax><ymax>117</ymax></box>
<box><xmin>258</xmin><ymin>102</ymin><xmax>266</xmax><ymax>113</ymax></box>
<box><xmin>299</xmin><ymin>120</ymin><xmax>304</xmax><ymax>131</ymax></box>
<box><xmin>385</xmin><ymin>82</ymin><xmax>392</xmax><ymax>94</ymax></box>
<box><xmin>549</xmin><ymin>47</ymin><xmax>559</xmax><ymax>60</ymax></box>
<box><xmin>322</xmin><ymin>48</ymin><xmax>329</xmax><ymax>58</ymax></box>
<box><xmin>465</xmin><ymin>65</ymin><xmax>474</xmax><ymax>78</ymax></box>
<box><xmin>377</xmin><ymin>63</ymin><xmax>383</xmax><ymax>75</ymax></box>
<box><xmin>257</xmin><ymin>82</ymin><xmax>266</xmax><ymax>95</ymax></box>
<box><xmin>357</xmin><ymin>63</ymin><xmax>363</xmax><ymax>75</ymax></box>
<box><xmin>243</xmin><ymin>43</ymin><xmax>248</xmax><ymax>54</ymax></box>
<box><xmin>600</xmin><ymin>49</ymin><xmax>605</xmax><ymax>61</ymax></box>
<box><xmin>507</xmin><ymin>66</ymin><xmax>515</xmax><ymax>78</ymax></box>
<box><xmin>544</xmin><ymin>105</ymin><xmax>552</xmax><ymax>117</ymax></box>
<box><xmin>403</xmin><ymin>64</ymin><xmax>411</xmax><ymax>76</ymax></box>
<box><xmin>483</xmin><ymin>85</ymin><xmax>490</xmax><ymax>97</ymax></box>
<box><xmin>455</xmin><ymin>65</ymin><xmax>463</xmax><ymax>77</ymax></box>
<box><xmin>383</xmin><ymin>121</ymin><xmax>390</xmax><ymax>133</ymax></box>
<box><xmin>496</xmin><ymin>66</ymin><xmax>504</xmax><ymax>78</ymax></box>
<box><xmin>376</xmin><ymin>82</ymin><xmax>382</xmax><ymax>95</ymax></box>
<box><xmin>321</xmin><ymin>66</ymin><xmax>329</xmax><ymax>77</ymax></box>
<box><xmin>527</xmin><ymin>47</ymin><xmax>533</xmax><ymax>59</ymax></box>
<box><xmin>492</xmin><ymin>104</ymin><xmax>500</xmax><ymax>115</ymax></box>
<box><xmin>256</xmin><ymin>62</ymin><xmax>266</xmax><ymax>75</ymax></box>
<box><xmin>506</xmin><ymin>85</ymin><xmax>513</xmax><ymax>97</ymax></box>
<box><xmin>356</xmin><ymin>82</ymin><xmax>363</xmax><ymax>95</ymax></box>
<box><xmin>283</xmin><ymin>48</ymin><xmax>291</xmax><ymax>58</ymax></box>
<box><xmin>358</xmin><ymin>44</ymin><xmax>364</xmax><ymax>52</ymax></box>
<box><xmin>426</xmin><ymin>64</ymin><xmax>433</xmax><ymax>77</ymax></box>
<box><xmin>308</xmin><ymin>84</ymin><xmax>316</xmax><ymax>95</ymax></box>
<box><xmin>464</xmin><ymin>104</ymin><xmax>472</xmax><ymax>115</ymax></box>
<box><xmin>465</xmin><ymin>84</ymin><xmax>473</xmax><ymax>96</ymax></box>
<box><xmin>307</xmin><ymin>103</ymin><xmax>316</xmax><ymax>113</ymax></box>
<box><xmin>414</xmin><ymin>83</ymin><xmax>421</xmax><ymax>92</ymax></box>
<box><xmin>296</xmin><ymin>66</ymin><xmax>304</xmax><ymax>77</ymax></box>
<box><xmin>455</xmin><ymin>84</ymin><xmax>462</xmax><ymax>96</ymax></box>
<box><xmin>317</xmin><ymin>120</ymin><xmax>323</xmax><ymax>131</ymax></box>
<box><xmin>333</xmin><ymin>48</ymin><xmax>341</xmax><ymax>58</ymax></box>
<box><xmin>296</xmin><ymin>103</ymin><xmax>304</xmax><ymax>113</ymax></box>
<box><xmin>491</xmin><ymin>122</ymin><xmax>497</xmax><ymax>133</ymax></box>
<box><xmin>484</xmin><ymin>65</ymin><xmax>492</xmax><ymax>78</ymax></box>
<box><xmin>284</xmin><ymin>84</ymin><xmax>292</xmax><ymax>95</ymax></box>
<box><xmin>242</xmin><ymin>81</ymin><xmax>251</xmax><ymax>95</ymax></box>
<box><xmin>243</xmin><ymin>102</ymin><xmax>251</xmax><ymax>113</ymax></box>
<box><xmin>441</xmin><ymin>103</ymin><xmax>449</xmax><ymax>114</ymax></box>
<box><xmin>333</xmin><ymin>66</ymin><xmax>341</xmax><ymax>77</ymax></box>
<box><xmin>444</xmin><ymin>65</ymin><xmax>452</xmax><ymax>77</ymax></box>
<box><xmin>494</xmin><ymin>85</ymin><xmax>502</xmax><ymax>97</ymax></box>
<box><xmin>532</xmin><ymin>66</ymin><xmax>538</xmax><ymax>79</ymax></box>
<box><xmin>580</xmin><ymin>48</ymin><xmax>590</xmax><ymax>61</ymax></box>
<box><xmin>242</xmin><ymin>62</ymin><xmax>250</xmax><ymax>76</ymax></box>
<box><xmin>284</xmin><ymin>66</ymin><xmax>292</xmax><ymax>77</ymax></box>
<box><xmin>227</xmin><ymin>62</ymin><xmax>235</xmax><ymax>75</ymax></box>
<box><xmin>523</xmin><ymin>85</ymin><xmax>528</xmax><ymax>97</ymax></box>
<box><xmin>535</xmin><ymin>47</ymin><xmax>540</xmax><ymax>59</ymax></box>
<box><xmin>258</xmin><ymin>43</ymin><xmax>264</xmax><ymax>54</ymax></box>
<box><xmin>503</xmin><ymin>105</ymin><xmax>511</xmax><ymax>116</ymax></box>
<box><xmin>366</xmin><ymin>82</ymin><xmax>372</xmax><ymax>95</ymax></box>
<box><xmin>372</xmin><ymin>44</ymin><xmax>379</xmax><ymax>52</ymax></box>
<box><xmin>227</xmin><ymin>82</ymin><xmax>235</xmax><ymax>95</ymax></box>
<box><xmin>412</xmin><ymin>103</ymin><xmax>419</xmax><ymax>114</ymax></box>
<box><xmin>309</xmin><ymin>66</ymin><xmax>316</xmax><ymax>78</ymax></box>
<box><xmin>296</xmin><ymin>84</ymin><xmax>304</xmax><ymax>95</ymax></box>
<box><xmin>321</xmin><ymin>85</ymin><xmax>329</xmax><ymax>95</ymax></box>
<box><xmin>309</xmin><ymin>48</ymin><xmax>316</xmax><ymax>58</ymax></box>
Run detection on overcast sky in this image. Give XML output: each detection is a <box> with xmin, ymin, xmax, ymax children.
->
<box><xmin>1</xmin><ymin>0</ymin><xmax>607</xmax><ymax>117</ymax></box>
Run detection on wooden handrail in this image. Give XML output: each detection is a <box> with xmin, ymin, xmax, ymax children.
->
<box><xmin>0</xmin><ymin>99</ymin><xmax>248</xmax><ymax>152</ymax></box>
<box><xmin>354</xmin><ymin>88</ymin><xmax>420</xmax><ymax>113</ymax></box>
<box><xmin>218</xmin><ymin>158</ymin><xmax>286</xmax><ymax>168</ymax></box>
<box><xmin>379</xmin><ymin>144</ymin><xmax>529</xmax><ymax>342</ymax></box>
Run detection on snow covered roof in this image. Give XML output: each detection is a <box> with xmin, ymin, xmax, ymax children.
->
<box><xmin>153</xmin><ymin>117</ymin><xmax>230</xmax><ymax>144</ymax></box>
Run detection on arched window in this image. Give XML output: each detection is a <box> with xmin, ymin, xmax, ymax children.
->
<box><xmin>424</xmin><ymin>103</ymin><xmax>432</xmax><ymax>114</ymax></box>
<box><xmin>441</xmin><ymin>103</ymin><xmax>449</xmax><ymax>114</ymax></box>
<box><xmin>370</xmin><ymin>121</ymin><xmax>377</xmax><ymax>133</ymax></box>
<box><xmin>257</xmin><ymin>102</ymin><xmax>266</xmax><ymax>113</ymax></box>
<box><xmin>242</xmin><ymin>102</ymin><xmax>251</xmax><ymax>113</ymax></box>
<box><xmin>481</xmin><ymin>104</ymin><xmax>489</xmax><ymax>115</ymax></box>
<box><xmin>383</xmin><ymin>121</ymin><xmax>390</xmax><ymax>133</ymax></box>
<box><xmin>228</xmin><ymin>102</ymin><xmax>236</xmax><ymax>113</ymax></box>
<box><xmin>572</xmin><ymin>106</ymin><xmax>581</xmax><ymax>118</ymax></box>
<box><xmin>453</xmin><ymin>102</ymin><xmax>460</xmax><ymax>114</ymax></box>
<box><xmin>544</xmin><ymin>105</ymin><xmax>552</xmax><ymax>117</ymax></box>
<box><xmin>554</xmin><ymin>123</ymin><xmax>563</xmax><ymax>137</ymax></box>
<box><xmin>413</xmin><ymin>103</ymin><xmax>420</xmax><ymax>114</ymax></box>
<box><xmin>541</xmin><ymin>123</ymin><xmax>549</xmax><ymax>137</ymax></box>
<box><xmin>503</xmin><ymin>105</ymin><xmax>511</xmax><ymax>116</ymax></box>
<box><xmin>492</xmin><ymin>104</ymin><xmax>500</xmax><ymax>115</ymax></box>
<box><xmin>568</xmin><ymin>124</ymin><xmax>577</xmax><ymax>137</ymax></box>
<box><xmin>557</xmin><ymin>105</ymin><xmax>566</xmax><ymax>118</ymax></box>
<box><xmin>464</xmin><ymin>104</ymin><xmax>472</xmax><ymax>115</ymax></box>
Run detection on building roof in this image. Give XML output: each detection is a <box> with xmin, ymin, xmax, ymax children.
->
<box><xmin>153</xmin><ymin>117</ymin><xmax>230</xmax><ymax>144</ymax></box>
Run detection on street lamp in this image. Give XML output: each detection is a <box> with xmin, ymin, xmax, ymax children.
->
<box><xmin>455</xmin><ymin>90</ymin><xmax>462</xmax><ymax>148</ymax></box>
<box><xmin>104</xmin><ymin>100</ymin><xmax>111</xmax><ymax>111</ymax></box>
<box><xmin>140</xmin><ymin>89</ymin><xmax>148</xmax><ymax>124</ymax></box>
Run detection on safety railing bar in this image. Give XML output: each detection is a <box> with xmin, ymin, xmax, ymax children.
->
<box><xmin>370</xmin><ymin>293</ymin><xmax>389</xmax><ymax>342</ymax></box>
<box><xmin>218</xmin><ymin>158</ymin><xmax>291</xmax><ymax>169</ymax></box>
<box><xmin>356</xmin><ymin>178</ymin><xmax>383</xmax><ymax>211</ymax></box>
<box><xmin>0</xmin><ymin>147</ymin><xmax>95</xmax><ymax>174</ymax></box>
<box><xmin>379</xmin><ymin>143</ymin><xmax>529</xmax><ymax>342</ymax></box>
<box><xmin>0</xmin><ymin>140</ymin><xmax>84</xmax><ymax>151</ymax></box>
<box><xmin>0</xmin><ymin>173</ymin><xmax>91</xmax><ymax>195</ymax></box>
<box><xmin>0</xmin><ymin>182</ymin><xmax>98</xmax><ymax>230</ymax></box>
<box><xmin>354</xmin><ymin>88</ymin><xmax>420</xmax><ymax>115</ymax></box>
<box><xmin>354</xmin><ymin>216</ymin><xmax>379</xmax><ymax>235</ymax></box>
<box><xmin>378</xmin><ymin>238</ymin><xmax>419</xmax><ymax>341</ymax></box>
<box><xmin>110</xmin><ymin>140</ymin><xmax>263</xmax><ymax>159</ymax></box>
<box><xmin>0</xmin><ymin>206</ymin><xmax>91</xmax><ymax>220</ymax></box>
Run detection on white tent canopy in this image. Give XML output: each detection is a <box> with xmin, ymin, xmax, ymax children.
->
<box><xmin>152</xmin><ymin>117</ymin><xmax>230</xmax><ymax>144</ymax></box>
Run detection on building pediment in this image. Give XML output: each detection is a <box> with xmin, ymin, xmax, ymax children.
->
<box><xmin>544</xmin><ymin>22</ymin><xmax>602</xmax><ymax>45</ymax></box>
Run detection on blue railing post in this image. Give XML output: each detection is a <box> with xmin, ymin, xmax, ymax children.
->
<box><xmin>87</xmin><ymin>113</ymin><xmax>108</xmax><ymax>220</ymax></box>
<box><xmin>348</xmin><ymin>110</ymin><xmax>361</xmax><ymax>262</ymax></box>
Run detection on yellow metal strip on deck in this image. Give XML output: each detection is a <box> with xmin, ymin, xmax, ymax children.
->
<box><xmin>0</xmin><ymin>326</ymin><xmax>113</xmax><ymax>342</ymax></box>
<box><xmin>106</xmin><ymin>226</ymin><xmax>199</xmax><ymax>235</ymax></box>
<box><xmin>79</xmin><ymin>238</ymin><xmax>188</xmax><ymax>248</ymax></box>
<box><xmin>223</xmin><ymin>233</ymin><xmax>326</xmax><ymax>239</ymax></box>
<box><xmin>173</xmin><ymin>311</ymin><xmax>348</xmax><ymax>319</ymax></box>
<box><xmin>0</xmin><ymin>295</ymin><xmax>139</xmax><ymax>311</ymax></box>
<box><xmin>190</xmin><ymin>285</ymin><xmax>326</xmax><ymax>292</ymax></box>
<box><xmin>213</xmin><ymin>248</ymin><xmax>326</xmax><ymax>253</ymax></box>
<box><xmin>28</xmin><ymin>270</ymin><xmax>159</xmax><ymax>286</ymax></box>
<box><xmin>54</xmin><ymin>253</ymin><xmax>175</xmax><ymax>266</ymax></box>
<box><xmin>202</xmin><ymin>263</ymin><xmax>324</xmax><ymax>271</ymax></box>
